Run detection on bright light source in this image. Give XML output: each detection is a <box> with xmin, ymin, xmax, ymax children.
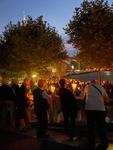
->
<box><xmin>50</xmin><ymin>85</ymin><xmax>55</xmax><ymax>94</ymax></box>
<box><xmin>105</xmin><ymin>71</ymin><xmax>111</xmax><ymax>76</ymax></box>
<box><xmin>108</xmin><ymin>143</ymin><xmax>113</xmax><ymax>150</ymax></box>
<box><xmin>32</xmin><ymin>74</ymin><xmax>37</xmax><ymax>78</ymax></box>
<box><xmin>75</xmin><ymin>69</ymin><xmax>80</xmax><ymax>72</ymax></box>
<box><xmin>72</xmin><ymin>83</ymin><xmax>77</xmax><ymax>91</ymax></box>
<box><xmin>71</xmin><ymin>65</ymin><xmax>74</xmax><ymax>69</ymax></box>
<box><xmin>52</xmin><ymin>68</ymin><xmax>56</xmax><ymax>73</ymax></box>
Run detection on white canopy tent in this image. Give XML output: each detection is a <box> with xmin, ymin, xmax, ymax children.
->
<box><xmin>68</xmin><ymin>71</ymin><xmax>113</xmax><ymax>83</ymax></box>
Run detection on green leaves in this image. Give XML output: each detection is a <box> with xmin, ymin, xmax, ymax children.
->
<box><xmin>65</xmin><ymin>0</ymin><xmax>113</xmax><ymax>68</ymax></box>
<box><xmin>0</xmin><ymin>16</ymin><xmax>67</xmax><ymax>77</ymax></box>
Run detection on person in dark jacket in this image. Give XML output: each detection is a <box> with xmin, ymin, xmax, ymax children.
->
<box><xmin>0</xmin><ymin>79</ymin><xmax>16</xmax><ymax>129</ymax></box>
<box><xmin>33</xmin><ymin>79</ymin><xmax>50</xmax><ymax>139</ymax></box>
<box><xmin>11</xmin><ymin>78</ymin><xmax>20</xmax><ymax>128</ymax></box>
<box><xmin>17</xmin><ymin>79</ymin><xmax>29</xmax><ymax>131</ymax></box>
<box><xmin>59</xmin><ymin>79</ymin><xmax>78</xmax><ymax>140</ymax></box>
<box><xmin>11</xmin><ymin>79</ymin><xmax>20</xmax><ymax>104</ymax></box>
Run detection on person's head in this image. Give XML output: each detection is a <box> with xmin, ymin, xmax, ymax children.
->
<box><xmin>59</xmin><ymin>79</ymin><xmax>66</xmax><ymax>87</ymax></box>
<box><xmin>38</xmin><ymin>79</ymin><xmax>46</xmax><ymax>88</ymax></box>
<box><xmin>2</xmin><ymin>78</ymin><xmax>8</xmax><ymax>85</ymax></box>
<box><xmin>11</xmin><ymin>78</ymin><xmax>19</xmax><ymax>85</ymax></box>
<box><xmin>91</xmin><ymin>80</ymin><xmax>96</xmax><ymax>84</ymax></box>
<box><xmin>24</xmin><ymin>77</ymin><xmax>31</xmax><ymax>89</ymax></box>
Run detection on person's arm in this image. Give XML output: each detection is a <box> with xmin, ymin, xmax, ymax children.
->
<box><xmin>42</xmin><ymin>90</ymin><xmax>52</xmax><ymax>101</ymax></box>
<box><xmin>83</xmin><ymin>86</ymin><xmax>87</xmax><ymax>101</ymax></box>
<box><xmin>102</xmin><ymin>87</ymin><xmax>110</xmax><ymax>103</ymax></box>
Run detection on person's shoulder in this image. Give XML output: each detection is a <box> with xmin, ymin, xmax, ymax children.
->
<box><xmin>64</xmin><ymin>88</ymin><xmax>74</xmax><ymax>95</ymax></box>
<box><xmin>33</xmin><ymin>87</ymin><xmax>40</xmax><ymax>93</ymax></box>
<box><xmin>100</xmin><ymin>85</ymin><xmax>107</xmax><ymax>93</ymax></box>
<box><xmin>97</xmin><ymin>84</ymin><xmax>104</xmax><ymax>90</ymax></box>
<box><xmin>85</xmin><ymin>84</ymin><xmax>91</xmax><ymax>89</ymax></box>
<box><xmin>64</xmin><ymin>87</ymin><xmax>71</xmax><ymax>92</ymax></box>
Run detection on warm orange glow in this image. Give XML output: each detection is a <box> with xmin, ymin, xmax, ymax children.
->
<box><xmin>50</xmin><ymin>85</ymin><xmax>55</xmax><ymax>94</ymax></box>
<box><xmin>72</xmin><ymin>83</ymin><xmax>77</xmax><ymax>91</ymax></box>
<box><xmin>27</xmin><ymin>92</ymin><xmax>33</xmax><ymax>101</ymax></box>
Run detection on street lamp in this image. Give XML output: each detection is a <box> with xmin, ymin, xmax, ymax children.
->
<box><xmin>32</xmin><ymin>74</ymin><xmax>37</xmax><ymax>78</ymax></box>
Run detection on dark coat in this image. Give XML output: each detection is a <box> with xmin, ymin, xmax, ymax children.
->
<box><xmin>17</xmin><ymin>84</ymin><xmax>28</xmax><ymax>118</ymax></box>
<box><xmin>33</xmin><ymin>88</ymin><xmax>48</xmax><ymax>115</ymax></box>
<box><xmin>11</xmin><ymin>84</ymin><xmax>20</xmax><ymax>105</ymax></box>
<box><xmin>0</xmin><ymin>84</ymin><xmax>15</xmax><ymax>102</ymax></box>
<box><xmin>59</xmin><ymin>87</ymin><xmax>77</xmax><ymax>112</ymax></box>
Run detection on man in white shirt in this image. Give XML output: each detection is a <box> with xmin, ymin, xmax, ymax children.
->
<box><xmin>84</xmin><ymin>80</ymin><xmax>109</xmax><ymax>150</ymax></box>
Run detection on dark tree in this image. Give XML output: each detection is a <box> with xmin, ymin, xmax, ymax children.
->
<box><xmin>0</xmin><ymin>16</ymin><xmax>67</xmax><ymax>77</ymax></box>
<box><xmin>65</xmin><ymin>0</ymin><xmax>113</xmax><ymax>69</ymax></box>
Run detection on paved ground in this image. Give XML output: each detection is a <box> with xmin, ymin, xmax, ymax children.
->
<box><xmin>0</xmin><ymin>123</ymin><xmax>113</xmax><ymax>150</ymax></box>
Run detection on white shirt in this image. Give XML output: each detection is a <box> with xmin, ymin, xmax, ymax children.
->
<box><xmin>84</xmin><ymin>84</ymin><xmax>108</xmax><ymax>111</ymax></box>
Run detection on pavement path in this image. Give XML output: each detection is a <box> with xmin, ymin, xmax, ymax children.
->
<box><xmin>0</xmin><ymin>124</ymin><xmax>113</xmax><ymax>150</ymax></box>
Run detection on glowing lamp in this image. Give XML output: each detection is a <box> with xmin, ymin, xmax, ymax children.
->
<box><xmin>50</xmin><ymin>85</ymin><xmax>55</xmax><ymax>94</ymax></box>
<box><xmin>32</xmin><ymin>74</ymin><xmax>37</xmax><ymax>78</ymax></box>
<box><xmin>72</xmin><ymin>83</ymin><xmax>77</xmax><ymax>91</ymax></box>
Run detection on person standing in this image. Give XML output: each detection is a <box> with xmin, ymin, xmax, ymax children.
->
<box><xmin>33</xmin><ymin>79</ymin><xmax>50</xmax><ymax>139</ymax></box>
<box><xmin>84</xmin><ymin>80</ymin><xmax>109</xmax><ymax>150</ymax></box>
<box><xmin>17</xmin><ymin>78</ymin><xmax>30</xmax><ymax>131</ymax></box>
<box><xmin>0</xmin><ymin>79</ymin><xmax>16</xmax><ymax>130</ymax></box>
<box><xmin>11</xmin><ymin>78</ymin><xmax>20</xmax><ymax>128</ymax></box>
<box><xmin>59</xmin><ymin>79</ymin><xmax>78</xmax><ymax>140</ymax></box>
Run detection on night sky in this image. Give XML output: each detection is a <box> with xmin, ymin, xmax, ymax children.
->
<box><xmin>0</xmin><ymin>0</ymin><xmax>112</xmax><ymax>35</ymax></box>
<box><xmin>0</xmin><ymin>0</ymin><xmax>112</xmax><ymax>55</ymax></box>
<box><xmin>0</xmin><ymin>0</ymin><xmax>87</xmax><ymax>35</ymax></box>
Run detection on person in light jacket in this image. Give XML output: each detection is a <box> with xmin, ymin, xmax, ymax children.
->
<box><xmin>84</xmin><ymin>80</ymin><xmax>109</xmax><ymax>150</ymax></box>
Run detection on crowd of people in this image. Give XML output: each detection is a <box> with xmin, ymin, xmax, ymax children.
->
<box><xmin>0</xmin><ymin>77</ymin><xmax>113</xmax><ymax>150</ymax></box>
<box><xmin>0</xmin><ymin>78</ymin><xmax>31</xmax><ymax>131</ymax></box>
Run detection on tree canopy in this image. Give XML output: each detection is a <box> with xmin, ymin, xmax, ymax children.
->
<box><xmin>0</xmin><ymin>16</ymin><xmax>67</xmax><ymax>77</ymax></box>
<box><xmin>65</xmin><ymin>0</ymin><xmax>113</xmax><ymax>68</ymax></box>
